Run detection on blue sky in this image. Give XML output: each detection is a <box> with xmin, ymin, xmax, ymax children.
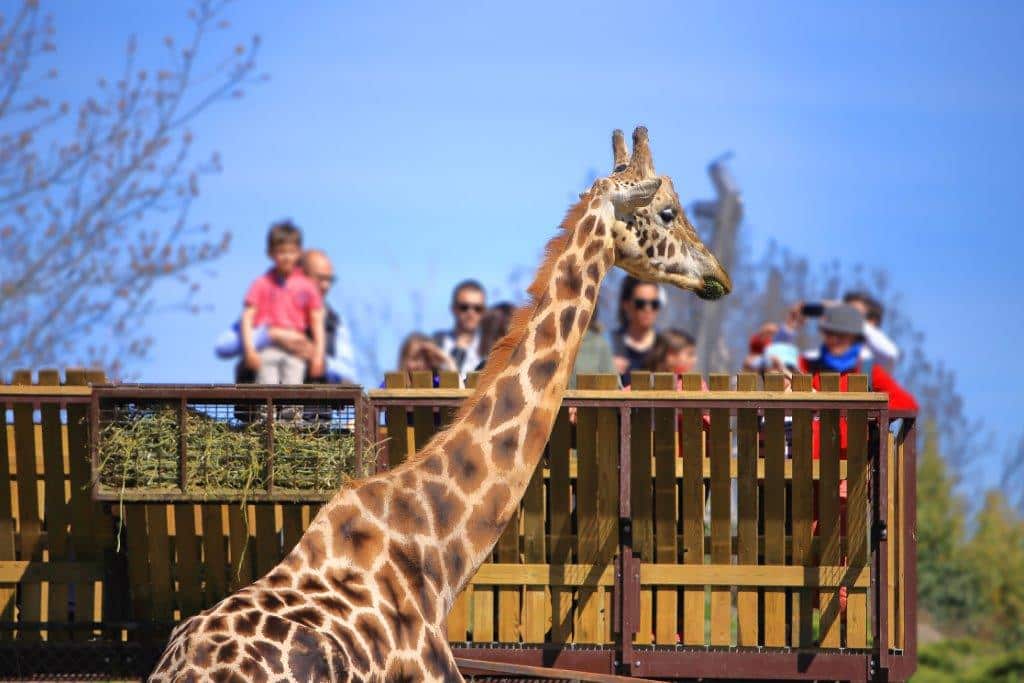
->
<box><xmin>51</xmin><ymin>2</ymin><xmax>1023</xmax><ymax>470</ymax></box>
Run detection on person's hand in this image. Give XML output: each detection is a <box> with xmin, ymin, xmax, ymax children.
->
<box><xmin>269</xmin><ymin>328</ymin><xmax>316</xmax><ymax>360</ymax></box>
<box><xmin>308</xmin><ymin>357</ymin><xmax>325</xmax><ymax>379</ymax></box>
<box><xmin>421</xmin><ymin>341</ymin><xmax>456</xmax><ymax>372</ymax></box>
<box><xmin>244</xmin><ymin>350</ymin><xmax>261</xmax><ymax>371</ymax></box>
<box><xmin>785</xmin><ymin>302</ymin><xmax>805</xmax><ymax>330</ymax></box>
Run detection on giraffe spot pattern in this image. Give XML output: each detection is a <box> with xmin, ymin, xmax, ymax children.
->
<box><xmin>555</xmin><ymin>254</ymin><xmax>583</xmax><ymax>300</ymax></box>
<box><xmin>327</xmin><ymin>506</ymin><xmax>384</xmax><ymax>570</ymax></box>
<box><xmin>467</xmin><ymin>483</ymin><xmax>512</xmax><ymax>551</ymax></box>
<box><xmin>489</xmin><ymin>375</ymin><xmax>525</xmax><ymax>428</ymax></box>
<box><xmin>534</xmin><ymin>312</ymin><xmax>557</xmax><ymax>350</ymax></box>
<box><xmin>490</xmin><ymin>426</ymin><xmax>519</xmax><ymax>470</ymax></box>
<box><xmin>422</xmin><ymin>480</ymin><xmax>465</xmax><ymax>537</ymax></box>
<box><xmin>446</xmin><ymin>429</ymin><xmax>486</xmax><ymax>494</ymax></box>
<box><xmin>528</xmin><ymin>354</ymin><xmax>559</xmax><ymax>392</ymax></box>
<box><xmin>559</xmin><ymin>307</ymin><xmax>576</xmax><ymax>340</ymax></box>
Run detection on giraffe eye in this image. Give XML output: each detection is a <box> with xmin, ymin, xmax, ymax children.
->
<box><xmin>659</xmin><ymin>208</ymin><xmax>675</xmax><ymax>223</ymax></box>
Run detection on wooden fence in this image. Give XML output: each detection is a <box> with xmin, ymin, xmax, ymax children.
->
<box><xmin>0</xmin><ymin>369</ymin><xmax>917</xmax><ymax>681</ymax></box>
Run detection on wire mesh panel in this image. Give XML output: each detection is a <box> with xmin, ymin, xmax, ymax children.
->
<box><xmin>91</xmin><ymin>385</ymin><xmax>369</xmax><ymax>502</ymax></box>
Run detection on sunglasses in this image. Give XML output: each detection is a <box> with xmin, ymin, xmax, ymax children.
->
<box><xmin>632</xmin><ymin>298</ymin><xmax>661</xmax><ymax>311</ymax></box>
<box><xmin>456</xmin><ymin>303</ymin><xmax>485</xmax><ymax>313</ymax></box>
<box><xmin>314</xmin><ymin>274</ymin><xmax>336</xmax><ymax>285</ymax></box>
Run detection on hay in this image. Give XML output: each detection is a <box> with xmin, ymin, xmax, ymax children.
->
<box><xmin>96</xmin><ymin>403</ymin><xmax>368</xmax><ymax>496</ymax></box>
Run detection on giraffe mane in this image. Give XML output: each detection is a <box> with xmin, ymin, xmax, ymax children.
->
<box><xmin>455</xmin><ymin>191</ymin><xmax>594</xmax><ymax>420</ymax></box>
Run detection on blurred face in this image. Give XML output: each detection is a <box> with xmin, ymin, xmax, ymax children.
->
<box><xmin>303</xmin><ymin>252</ymin><xmax>336</xmax><ymax>296</ymax></box>
<box><xmin>404</xmin><ymin>346</ymin><xmax>430</xmax><ymax>372</ymax></box>
<box><xmin>625</xmin><ymin>284</ymin><xmax>661</xmax><ymax>331</ymax></box>
<box><xmin>452</xmin><ymin>287</ymin><xmax>486</xmax><ymax>333</ymax></box>
<box><xmin>823</xmin><ymin>331</ymin><xmax>857</xmax><ymax>356</ymax></box>
<box><xmin>663</xmin><ymin>345</ymin><xmax>696</xmax><ymax>373</ymax></box>
<box><xmin>269</xmin><ymin>242</ymin><xmax>302</xmax><ymax>276</ymax></box>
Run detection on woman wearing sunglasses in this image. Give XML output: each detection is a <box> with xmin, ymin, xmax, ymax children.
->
<box><xmin>611</xmin><ymin>276</ymin><xmax>665</xmax><ymax>384</ymax></box>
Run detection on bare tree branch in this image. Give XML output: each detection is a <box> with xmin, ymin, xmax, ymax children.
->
<box><xmin>0</xmin><ymin>0</ymin><xmax>260</xmax><ymax>376</ymax></box>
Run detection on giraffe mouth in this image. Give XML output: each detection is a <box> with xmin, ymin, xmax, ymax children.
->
<box><xmin>697</xmin><ymin>276</ymin><xmax>729</xmax><ymax>300</ymax></box>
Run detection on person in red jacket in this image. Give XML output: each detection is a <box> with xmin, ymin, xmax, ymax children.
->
<box><xmin>800</xmin><ymin>303</ymin><xmax>918</xmax><ymax>413</ymax></box>
<box><xmin>800</xmin><ymin>304</ymin><xmax>918</xmax><ymax>613</ymax></box>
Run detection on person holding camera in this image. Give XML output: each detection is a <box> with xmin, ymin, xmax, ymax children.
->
<box><xmin>776</xmin><ymin>294</ymin><xmax>900</xmax><ymax>370</ymax></box>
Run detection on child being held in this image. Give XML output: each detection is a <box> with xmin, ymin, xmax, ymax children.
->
<box><xmin>241</xmin><ymin>221</ymin><xmax>325</xmax><ymax>384</ymax></box>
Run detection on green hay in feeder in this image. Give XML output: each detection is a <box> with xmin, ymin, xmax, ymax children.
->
<box><xmin>96</xmin><ymin>404</ymin><xmax>375</xmax><ymax>497</ymax></box>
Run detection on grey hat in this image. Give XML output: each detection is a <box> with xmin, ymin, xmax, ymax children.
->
<box><xmin>819</xmin><ymin>303</ymin><xmax>866</xmax><ymax>337</ymax></box>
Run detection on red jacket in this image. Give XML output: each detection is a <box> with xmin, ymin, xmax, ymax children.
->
<box><xmin>799</xmin><ymin>355</ymin><xmax>918</xmax><ymax>459</ymax></box>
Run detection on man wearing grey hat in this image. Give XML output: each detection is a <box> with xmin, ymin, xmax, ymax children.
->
<box><xmin>799</xmin><ymin>304</ymin><xmax>918</xmax><ymax>412</ymax></box>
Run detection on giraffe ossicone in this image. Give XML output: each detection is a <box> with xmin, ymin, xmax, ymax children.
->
<box><xmin>150</xmin><ymin>126</ymin><xmax>731</xmax><ymax>682</ymax></box>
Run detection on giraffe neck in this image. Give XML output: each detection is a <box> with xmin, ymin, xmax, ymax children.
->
<box><xmin>407</xmin><ymin>195</ymin><xmax>617</xmax><ymax>609</ymax></box>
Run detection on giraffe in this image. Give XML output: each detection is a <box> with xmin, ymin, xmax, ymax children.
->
<box><xmin>149</xmin><ymin>126</ymin><xmax>731</xmax><ymax>683</ymax></box>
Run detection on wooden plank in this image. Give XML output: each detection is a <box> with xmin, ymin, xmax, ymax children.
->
<box><xmin>84</xmin><ymin>368</ymin><xmax>113</xmax><ymax>633</ymax></box>
<box><xmin>124</xmin><ymin>504</ymin><xmax>152</xmax><ymax>622</ymax></box>
<box><xmin>0</xmin><ymin>375</ymin><xmax>17</xmax><ymax>637</ymax></box>
<box><xmin>548</xmin><ymin>408</ymin><xmax>573</xmax><ymax>643</ymax></box>
<box><xmin>383</xmin><ymin>372</ymin><xmax>411</xmax><ymax>467</ymax></box>
<box><xmin>369</xmin><ymin>388</ymin><xmax>886</xmax><ymax>404</ymax></box>
<box><xmin>38</xmin><ymin>369</ymin><xmax>70</xmax><ymax>639</ymax></box>
<box><xmin>640</xmin><ymin>564</ymin><xmax>869</xmax><ymax>588</ymax></box>
<box><xmin>763</xmin><ymin>373</ymin><xmax>787</xmax><ymax>647</ymax></box>
<box><xmin>845</xmin><ymin>374</ymin><xmax>869</xmax><ymax>648</ymax></box>
<box><xmin>818</xmin><ymin>373</ymin><xmax>842</xmax><ymax>648</ymax></box>
<box><xmin>495</xmin><ymin>497</ymin><xmax>520</xmax><ymax>642</ymax></box>
<box><xmin>521</xmin><ymin>428</ymin><xmax>546</xmax><ymax>643</ymax></box>
<box><xmin>790</xmin><ymin>374</ymin><xmax>815</xmax><ymax>648</ymax></box>
<box><xmin>735</xmin><ymin>373</ymin><xmax>759</xmax><ymax>646</ymax></box>
<box><xmin>11</xmin><ymin>370</ymin><xmax>42</xmax><ymax>639</ymax></box>
<box><xmin>887</xmin><ymin>430</ymin><xmax>897</xmax><ymax>649</ymax></box>
<box><xmin>410</xmin><ymin>370</ymin><xmax>435</xmax><ymax>451</ymax></box>
<box><xmin>438</xmin><ymin>371</ymin><xmax>469</xmax><ymax>642</ymax></box>
<box><xmin>708</xmin><ymin>374</ymin><xmax>731</xmax><ymax>646</ymax></box>
<box><xmin>593</xmin><ymin>373</ymin><xmax>618</xmax><ymax>643</ymax></box>
<box><xmin>0</xmin><ymin>561</ymin><xmax>105</xmax><ymax>582</ymax></box>
<box><xmin>679</xmin><ymin>373</ymin><xmax>704</xmax><ymax>646</ymax></box>
<box><xmin>146</xmin><ymin>504</ymin><xmax>174</xmax><ymax>622</ymax></box>
<box><xmin>64</xmin><ymin>369</ymin><xmax>103</xmax><ymax>636</ymax></box>
<box><xmin>0</xmin><ymin>385</ymin><xmax>92</xmax><ymax>396</ymax></box>
<box><xmin>574</xmin><ymin>374</ymin><xmax>601</xmax><ymax>643</ymax></box>
<box><xmin>281</xmin><ymin>505</ymin><xmax>304</xmax><ymax>556</ymax></box>
<box><xmin>254</xmin><ymin>504</ymin><xmax>279</xmax><ymax>579</ymax></box>
<box><xmin>228</xmin><ymin>505</ymin><xmax>253</xmax><ymax>591</ymax></box>
<box><xmin>201</xmin><ymin>505</ymin><xmax>228</xmax><ymax>607</ymax></box>
<box><xmin>629</xmin><ymin>371</ymin><xmax>654</xmax><ymax>645</ymax></box>
<box><xmin>651</xmin><ymin>372</ymin><xmax>678</xmax><ymax>645</ymax></box>
<box><xmin>173</xmin><ymin>504</ymin><xmax>203</xmax><ymax>618</ymax></box>
<box><xmin>896</xmin><ymin>430</ymin><xmax>906</xmax><ymax>650</ymax></box>
<box><xmin>472</xmin><ymin>564</ymin><xmax>615</xmax><ymax>586</ymax></box>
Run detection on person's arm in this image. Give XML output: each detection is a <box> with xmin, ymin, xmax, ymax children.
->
<box><xmin>308</xmin><ymin>308</ymin><xmax>326</xmax><ymax>379</ymax></box>
<box><xmin>240</xmin><ymin>306</ymin><xmax>261</xmax><ymax>370</ymax></box>
<box><xmin>862</xmin><ymin>324</ymin><xmax>900</xmax><ymax>366</ymax></box>
<box><xmin>870</xmin><ymin>365</ymin><xmax>918</xmax><ymax>412</ymax></box>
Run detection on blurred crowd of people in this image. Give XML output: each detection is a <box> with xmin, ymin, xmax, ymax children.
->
<box><xmin>214</xmin><ymin>221</ymin><xmax>917</xmax><ymax>413</ymax></box>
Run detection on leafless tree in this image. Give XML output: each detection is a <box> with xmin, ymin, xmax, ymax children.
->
<box><xmin>0</xmin><ymin>0</ymin><xmax>262</xmax><ymax>376</ymax></box>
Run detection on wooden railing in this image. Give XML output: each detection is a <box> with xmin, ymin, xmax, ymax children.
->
<box><xmin>0</xmin><ymin>369</ymin><xmax>917</xmax><ymax>681</ymax></box>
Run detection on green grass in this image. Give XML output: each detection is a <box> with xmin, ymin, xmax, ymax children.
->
<box><xmin>913</xmin><ymin>638</ymin><xmax>1024</xmax><ymax>682</ymax></box>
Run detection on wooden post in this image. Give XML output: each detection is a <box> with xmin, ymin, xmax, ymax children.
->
<box><xmin>548</xmin><ymin>408</ymin><xmax>573</xmax><ymax>643</ymax></box>
<box><xmin>845</xmin><ymin>374</ymin><xmax>869</xmax><ymax>648</ymax></box>
<box><xmin>680</xmin><ymin>373</ymin><xmax>704</xmax><ymax>646</ymax></box>
<box><xmin>735</xmin><ymin>373</ymin><xmax>759</xmax><ymax>646</ymax></box>
<box><xmin>38</xmin><ymin>369</ymin><xmax>70</xmax><ymax>640</ymax></box>
<box><xmin>629</xmin><ymin>371</ymin><xmax>654</xmax><ymax>645</ymax></box>
<box><xmin>818</xmin><ymin>373</ymin><xmax>842</xmax><ymax>647</ymax></box>
<box><xmin>790</xmin><ymin>374</ymin><xmax>815</xmax><ymax>647</ymax></box>
<box><xmin>12</xmin><ymin>370</ymin><xmax>42</xmax><ymax>640</ymax></box>
<box><xmin>763</xmin><ymin>373</ymin><xmax>787</xmax><ymax>647</ymax></box>
<box><xmin>383</xmin><ymin>372</ymin><xmax>410</xmax><ymax>468</ymax></box>
<box><xmin>708</xmin><ymin>374</ymin><xmax>731</xmax><ymax>646</ymax></box>
<box><xmin>0</xmin><ymin>371</ymin><xmax>15</xmax><ymax>637</ymax></box>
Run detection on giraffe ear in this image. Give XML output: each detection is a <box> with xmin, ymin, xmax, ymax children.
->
<box><xmin>612</xmin><ymin>129</ymin><xmax>629</xmax><ymax>172</ymax></box>
<box><xmin>612</xmin><ymin>178</ymin><xmax>661</xmax><ymax>210</ymax></box>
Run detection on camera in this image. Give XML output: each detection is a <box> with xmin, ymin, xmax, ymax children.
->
<box><xmin>800</xmin><ymin>302</ymin><xmax>826</xmax><ymax>317</ymax></box>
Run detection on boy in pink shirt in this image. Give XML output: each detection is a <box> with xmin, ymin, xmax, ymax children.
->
<box><xmin>241</xmin><ymin>221</ymin><xmax>325</xmax><ymax>384</ymax></box>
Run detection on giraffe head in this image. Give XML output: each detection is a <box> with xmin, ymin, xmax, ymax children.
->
<box><xmin>595</xmin><ymin>126</ymin><xmax>732</xmax><ymax>300</ymax></box>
